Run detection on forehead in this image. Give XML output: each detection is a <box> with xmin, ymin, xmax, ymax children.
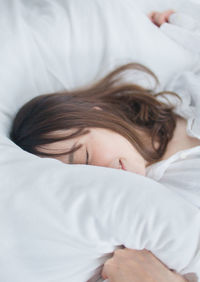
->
<box><xmin>36</xmin><ymin>127</ymin><xmax>118</xmax><ymax>154</ymax></box>
<box><xmin>36</xmin><ymin>129</ymin><xmax>87</xmax><ymax>154</ymax></box>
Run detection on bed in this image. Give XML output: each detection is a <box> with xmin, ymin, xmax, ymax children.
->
<box><xmin>0</xmin><ymin>0</ymin><xmax>200</xmax><ymax>281</ymax></box>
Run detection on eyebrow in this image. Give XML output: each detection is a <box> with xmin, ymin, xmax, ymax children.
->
<box><xmin>86</xmin><ymin>148</ymin><xmax>89</xmax><ymax>165</ymax></box>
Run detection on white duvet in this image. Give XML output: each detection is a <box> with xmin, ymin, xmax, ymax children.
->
<box><xmin>0</xmin><ymin>0</ymin><xmax>200</xmax><ymax>281</ymax></box>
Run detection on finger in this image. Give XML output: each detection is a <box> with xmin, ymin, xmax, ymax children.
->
<box><xmin>101</xmin><ymin>258</ymin><xmax>114</xmax><ymax>280</ymax></box>
<box><xmin>165</xmin><ymin>9</ymin><xmax>176</xmax><ymax>18</ymax></box>
<box><xmin>151</xmin><ymin>12</ymin><xmax>167</xmax><ymax>27</ymax></box>
<box><xmin>150</xmin><ymin>12</ymin><xmax>161</xmax><ymax>26</ymax></box>
<box><xmin>101</xmin><ymin>266</ymin><xmax>108</xmax><ymax>280</ymax></box>
<box><xmin>148</xmin><ymin>11</ymin><xmax>156</xmax><ymax>21</ymax></box>
<box><xmin>148</xmin><ymin>11</ymin><xmax>161</xmax><ymax>26</ymax></box>
<box><xmin>101</xmin><ymin>263</ymin><xmax>117</xmax><ymax>281</ymax></box>
<box><xmin>154</xmin><ymin>11</ymin><xmax>174</xmax><ymax>27</ymax></box>
<box><xmin>163</xmin><ymin>10</ymin><xmax>175</xmax><ymax>23</ymax></box>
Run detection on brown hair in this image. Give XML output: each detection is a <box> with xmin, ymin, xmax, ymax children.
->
<box><xmin>10</xmin><ymin>63</ymin><xmax>181</xmax><ymax>165</ymax></box>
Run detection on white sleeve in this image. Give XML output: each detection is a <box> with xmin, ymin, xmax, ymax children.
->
<box><xmin>159</xmin><ymin>8</ymin><xmax>200</xmax><ymax>140</ymax></box>
<box><xmin>160</xmin><ymin>11</ymin><xmax>200</xmax><ymax>54</ymax></box>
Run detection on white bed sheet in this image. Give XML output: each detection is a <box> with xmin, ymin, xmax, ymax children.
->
<box><xmin>1</xmin><ymin>0</ymin><xmax>199</xmax><ymax>137</ymax></box>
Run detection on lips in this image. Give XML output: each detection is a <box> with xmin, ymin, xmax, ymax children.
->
<box><xmin>119</xmin><ymin>159</ymin><xmax>126</xmax><ymax>171</ymax></box>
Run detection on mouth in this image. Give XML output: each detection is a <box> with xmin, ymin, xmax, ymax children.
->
<box><xmin>119</xmin><ymin>159</ymin><xmax>126</xmax><ymax>171</ymax></box>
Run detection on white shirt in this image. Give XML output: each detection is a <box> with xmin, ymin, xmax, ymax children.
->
<box><xmin>146</xmin><ymin>13</ymin><xmax>200</xmax><ymax>210</ymax></box>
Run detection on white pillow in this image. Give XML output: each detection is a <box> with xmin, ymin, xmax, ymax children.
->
<box><xmin>1</xmin><ymin>0</ymin><xmax>200</xmax><ymax>281</ymax></box>
<box><xmin>0</xmin><ymin>159</ymin><xmax>200</xmax><ymax>282</ymax></box>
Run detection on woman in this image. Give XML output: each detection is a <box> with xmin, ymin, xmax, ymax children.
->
<box><xmin>10</xmin><ymin>62</ymin><xmax>199</xmax><ymax>281</ymax></box>
<box><xmin>10</xmin><ymin>10</ymin><xmax>200</xmax><ymax>282</ymax></box>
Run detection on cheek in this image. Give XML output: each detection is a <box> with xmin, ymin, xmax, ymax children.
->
<box><xmin>131</xmin><ymin>166</ymin><xmax>146</xmax><ymax>176</ymax></box>
<box><xmin>91</xmin><ymin>145</ymin><xmax>119</xmax><ymax>166</ymax></box>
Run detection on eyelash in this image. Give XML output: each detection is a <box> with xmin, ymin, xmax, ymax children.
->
<box><xmin>86</xmin><ymin>150</ymin><xmax>89</xmax><ymax>165</ymax></box>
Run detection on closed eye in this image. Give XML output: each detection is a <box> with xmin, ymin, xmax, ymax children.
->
<box><xmin>86</xmin><ymin>149</ymin><xmax>89</xmax><ymax>165</ymax></box>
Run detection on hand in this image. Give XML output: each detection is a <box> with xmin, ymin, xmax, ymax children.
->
<box><xmin>101</xmin><ymin>248</ymin><xmax>187</xmax><ymax>282</ymax></box>
<box><xmin>148</xmin><ymin>10</ymin><xmax>175</xmax><ymax>27</ymax></box>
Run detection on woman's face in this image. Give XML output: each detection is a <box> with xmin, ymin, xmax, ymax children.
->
<box><xmin>37</xmin><ymin>128</ymin><xmax>148</xmax><ymax>176</ymax></box>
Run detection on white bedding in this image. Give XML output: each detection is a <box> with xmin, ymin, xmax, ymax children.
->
<box><xmin>0</xmin><ymin>0</ymin><xmax>200</xmax><ymax>281</ymax></box>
